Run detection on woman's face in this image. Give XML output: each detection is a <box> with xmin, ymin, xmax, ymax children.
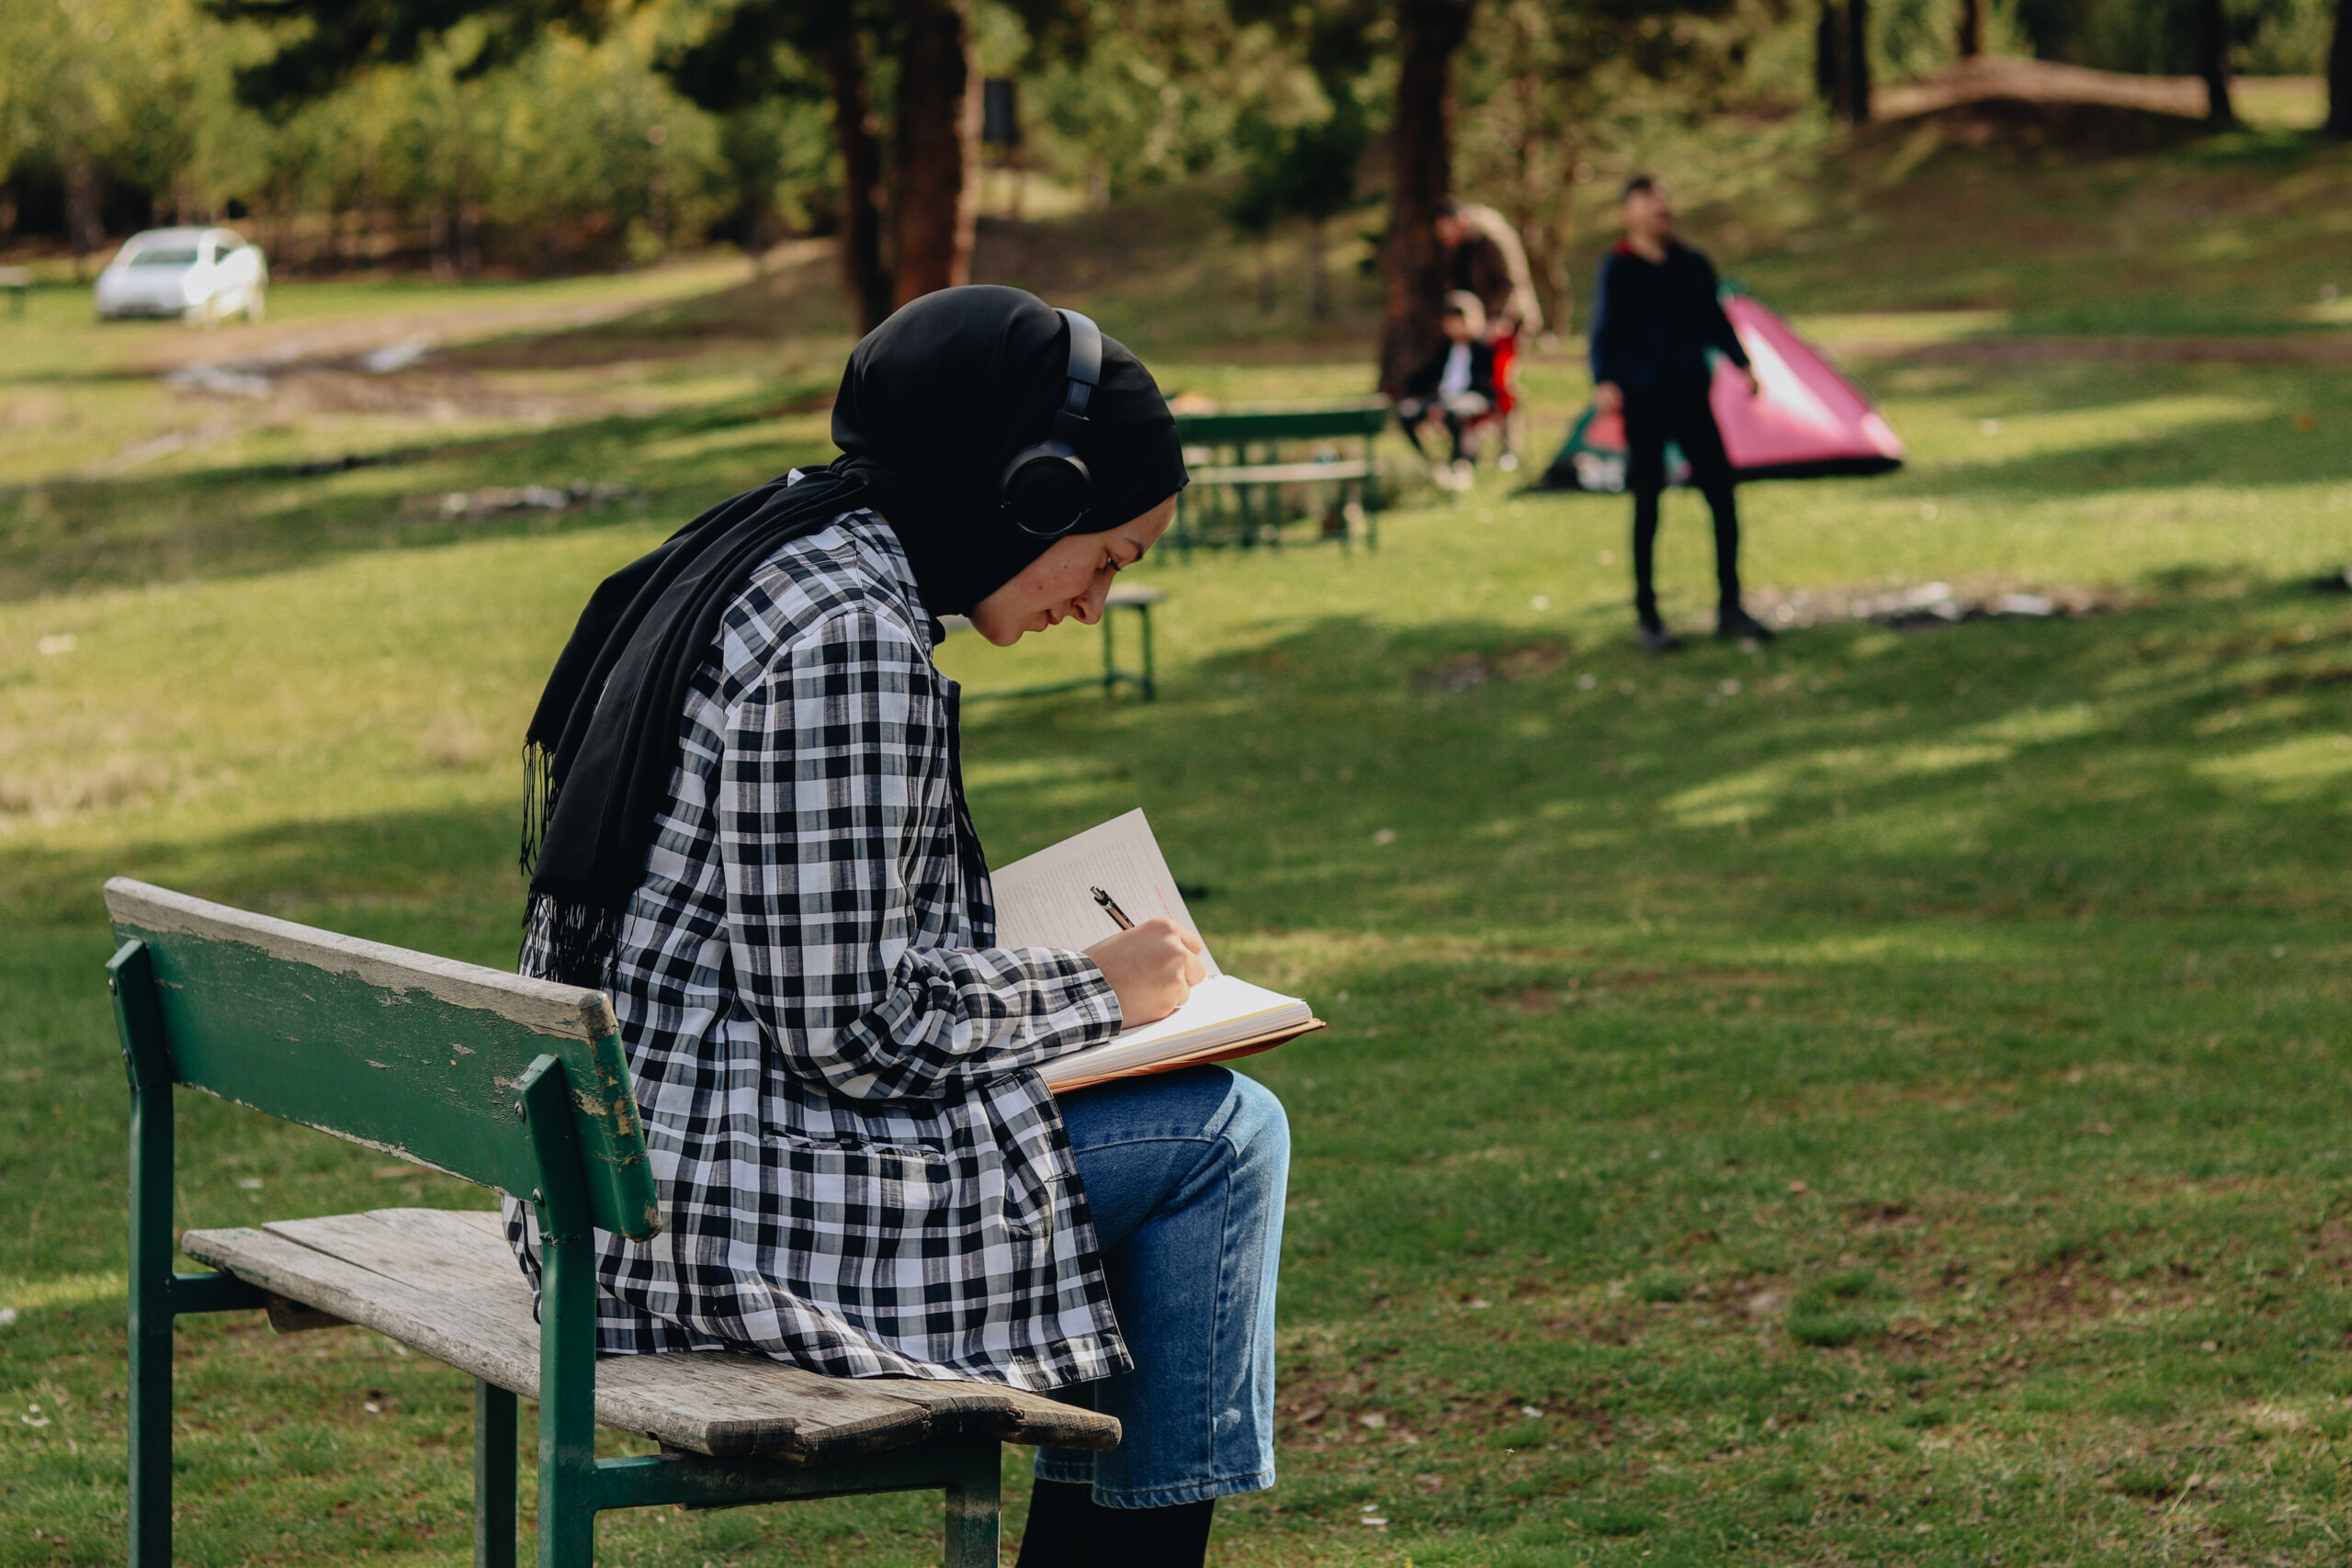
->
<box><xmin>969</xmin><ymin>494</ymin><xmax>1177</xmax><ymax>646</ymax></box>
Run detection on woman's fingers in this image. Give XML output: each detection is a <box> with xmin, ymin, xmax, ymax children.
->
<box><xmin>1084</xmin><ymin>918</ymin><xmax>1207</xmax><ymax>1025</ymax></box>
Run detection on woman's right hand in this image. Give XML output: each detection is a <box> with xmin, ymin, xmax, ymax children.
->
<box><xmin>1085</xmin><ymin>918</ymin><xmax>1206</xmax><ymax>1026</ymax></box>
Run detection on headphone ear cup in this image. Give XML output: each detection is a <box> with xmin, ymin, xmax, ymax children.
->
<box><xmin>1002</xmin><ymin>450</ymin><xmax>1092</xmax><ymax>536</ymax></box>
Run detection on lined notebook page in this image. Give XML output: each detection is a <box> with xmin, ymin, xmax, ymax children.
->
<box><xmin>989</xmin><ymin>808</ymin><xmax>1224</xmax><ymax>980</ymax></box>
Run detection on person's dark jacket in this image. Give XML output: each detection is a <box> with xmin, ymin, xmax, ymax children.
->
<box><xmin>1400</xmin><ymin>338</ymin><xmax>1498</xmax><ymax>402</ymax></box>
<box><xmin>1587</xmin><ymin>240</ymin><xmax>1749</xmax><ymax>392</ymax></box>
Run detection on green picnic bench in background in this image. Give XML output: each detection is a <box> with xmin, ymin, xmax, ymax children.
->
<box><xmin>951</xmin><ymin>581</ymin><xmax>1163</xmax><ymax>704</ymax></box>
<box><xmin>1170</xmin><ymin>398</ymin><xmax>1390</xmax><ymax>555</ymax></box>
<box><xmin>104</xmin><ymin>877</ymin><xmax>1118</xmax><ymax>1568</ymax></box>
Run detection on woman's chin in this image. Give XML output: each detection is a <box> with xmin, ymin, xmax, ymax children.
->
<box><xmin>973</xmin><ymin>618</ymin><xmax>1024</xmax><ymax>648</ymax></box>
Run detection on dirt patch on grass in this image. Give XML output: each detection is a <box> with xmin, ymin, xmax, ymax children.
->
<box><xmin>1863</xmin><ymin>335</ymin><xmax>2352</xmax><ymax>367</ymax></box>
<box><xmin>1415</xmin><ymin>641</ymin><xmax>1568</xmax><ymax>693</ymax></box>
<box><xmin>1996</xmin><ymin>1255</ymin><xmax>2133</xmax><ymax>1326</ymax></box>
<box><xmin>1877</xmin><ymin>58</ymin><xmax>2224</xmax><ymax>124</ymax></box>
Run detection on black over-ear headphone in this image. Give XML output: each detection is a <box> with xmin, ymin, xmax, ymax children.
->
<box><xmin>999</xmin><ymin>307</ymin><xmax>1102</xmax><ymax>537</ymax></box>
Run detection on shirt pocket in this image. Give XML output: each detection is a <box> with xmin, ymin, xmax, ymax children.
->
<box><xmin>775</xmin><ymin>1135</ymin><xmax>956</xmax><ymax>1240</ymax></box>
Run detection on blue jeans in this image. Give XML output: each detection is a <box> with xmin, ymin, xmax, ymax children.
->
<box><xmin>1032</xmin><ymin>1066</ymin><xmax>1290</xmax><ymax>1507</ymax></box>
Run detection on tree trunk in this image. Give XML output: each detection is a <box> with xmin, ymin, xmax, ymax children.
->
<box><xmin>1846</xmin><ymin>0</ymin><xmax>1872</xmax><ymax>123</ymax></box>
<box><xmin>2330</xmin><ymin>0</ymin><xmax>2352</xmax><ymax>138</ymax></box>
<box><xmin>64</xmin><ymin>148</ymin><xmax>99</xmax><ymax>280</ymax></box>
<box><xmin>827</xmin><ymin>28</ymin><xmax>892</xmax><ymax>332</ymax></box>
<box><xmin>1815</xmin><ymin>0</ymin><xmax>1847</xmax><ymax>118</ymax></box>
<box><xmin>2199</xmin><ymin>0</ymin><xmax>2235</xmax><ymax>125</ymax></box>
<box><xmin>1958</xmin><ymin>0</ymin><xmax>1983</xmax><ymax>59</ymax></box>
<box><xmin>1308</xmin><ymin>216</ymin><xmax>1335</xmax><ymax>320</ymax></box>
<box><xmin>1379</xmin><ymin>0</ymin><xmax>1476</xmax><ymax>392</ymax></box>
<box><xmin>890</xmin><ymin>0</ymin><xmax>980</xmax><ymax>309</ymax></box>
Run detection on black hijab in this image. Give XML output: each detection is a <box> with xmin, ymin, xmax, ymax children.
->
<box><xmin>519</xmin><ymin>286</ymin><xmax>1185</xmax><ymax>987</ymax></box>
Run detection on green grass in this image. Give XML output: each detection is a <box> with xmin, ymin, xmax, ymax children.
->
<box><xmin>5</xmin><ymin>140</ymin><xmax>2352</xmax><ymax>1563</ymax></box>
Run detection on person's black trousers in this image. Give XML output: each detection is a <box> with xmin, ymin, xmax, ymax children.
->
<box><xmin>1623</xmin><ymin>376</ymin><xmax>1741</xmax><ymax>626</ymax></box>
<box><xmin>1396</xmin><ymin>392</ymin><xmax>1490</xmax><ymax>462</ymax></box>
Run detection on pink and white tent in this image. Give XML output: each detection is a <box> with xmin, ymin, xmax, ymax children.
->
<box><xmin>1541</xmin><ymin>293</ymin><xmax>1905</xmax><ymax>491</ymax></box>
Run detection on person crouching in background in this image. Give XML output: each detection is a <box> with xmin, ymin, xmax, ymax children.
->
<box><xmin>1396</xmin><ymin>291</ymin><xmax>1497</xmax><ymax>491</ymax></box>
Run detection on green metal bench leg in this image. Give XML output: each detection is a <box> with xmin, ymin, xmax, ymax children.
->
<box><xmin>942</xmin><ymin>1444</ymin><xmax>1001</xmax><ymax>1568</ymax></box>
<box><xmin>113</xmin><ymin>942</ymin><xmax>176</xmax><ymax>1568</ymax></box>
<box><xmin>1137</xmin><ymin>602</ymin><xmax>1157</xmax><ymax>701</ymax></box>
<box><xmin>476</xmin><ymin>1380</ymin><xmax>519</xmax><ymax>1568</ymax></box>
<box><xmin>525</xmin><ymin>1053</ymin><xmax>602</xmax><ymax>1568</ymax></box>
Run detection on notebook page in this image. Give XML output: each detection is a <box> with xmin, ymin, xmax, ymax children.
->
<box><xmin>989</xmin><ymin>808</ymin><xmax>1225</xmax><ymax>979</ymax></box>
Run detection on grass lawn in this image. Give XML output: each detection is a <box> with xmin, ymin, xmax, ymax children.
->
<box><xmin>4</xmin><ymin>128</ymin><xmax>2352</xmax><ymax>1565</ymax></box>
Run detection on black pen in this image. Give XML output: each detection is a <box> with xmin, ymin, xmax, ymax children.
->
<box><xmin>1090</xmin><ymin>886</ymin><xmax>1134</xmax><ymax>931</ymax></box>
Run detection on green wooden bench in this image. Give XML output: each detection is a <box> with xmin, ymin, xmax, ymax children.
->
<box><xmin>1170</xmin><ymin>399</ymin><xmax>1389</xmax><ymax>555</ymax></box>
<box><xmin>104</xmin><ymin>877</ymin><xmax>1118</xmax><ymax>1568</ymax></box>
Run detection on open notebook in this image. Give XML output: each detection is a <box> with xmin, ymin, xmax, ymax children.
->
<box><xmin>990</xmin><ymin>809</ymin><xmax>1321</xmax><ymax>1091</ymax></box>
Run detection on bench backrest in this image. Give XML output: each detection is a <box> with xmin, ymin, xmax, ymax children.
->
<box><xmin>103</xmin><ymin>877</ymin><xmax>659</xmax><ymax>1239</ymax></box>
<box><xmin>1173</xmin><ymin>399</ymin><xmax>1388</xmax><ymax>446</ymax></box>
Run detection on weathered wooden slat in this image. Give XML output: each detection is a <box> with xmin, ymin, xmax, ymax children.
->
<box><xmin>181</xmin><ymin>1209</ymin><xmax>1121</xmax><ymax>1460</ymax></box>
<box><xmin>106</xmin><ymin>879</ymin><xmax>658</xmax><ymax>1240</ymax></box>
<box><xmin>105</xmin><ymin>880</ymin><xmax>605</xmax><ymax>1037</ymax></box>
<box><xmin>180</xmin><ymin>1216</ymin><xmax>932</xmax><ymax>1461</ymax></box>
<box><xmin>857</xmin><ymin>1376</ymin><xmax>1110</xmax><ymax>1451</ymax></box>
<box><xmin>347</xmin><ymin>1213</ymin><xmax>1114</xmax><ymax>1451</ymax></box>
<box><xmin>265</xmin><ymin>1209</ymin><xmax>521</xmax><ymax>1294</ymax></box>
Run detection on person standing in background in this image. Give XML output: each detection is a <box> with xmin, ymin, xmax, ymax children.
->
<box><xmin>1589</xmin><ymin>174</ymin><xmax>1771</xmax><ymax>651</ymax></box>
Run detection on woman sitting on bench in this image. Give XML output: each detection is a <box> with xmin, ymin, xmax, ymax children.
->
<box><xmin>511</xmin><ymin>286</ymin><xmax>1289</xmax><ymax>1568</ymax></box>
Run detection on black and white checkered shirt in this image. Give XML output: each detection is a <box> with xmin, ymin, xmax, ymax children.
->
<box><xmin>504</xmin><ymin>506</ymin><xmax>1131</xmax><ymax>1390</ymax></box>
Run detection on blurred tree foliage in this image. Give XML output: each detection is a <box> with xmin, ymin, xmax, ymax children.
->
<box><xmin>0</xmin><ymin>0</ymin><xmax>2334</xmax><ymax>299</ymax></box>
<box><xmin>2012</xmin><ymin>0</ymin><xmax>2332</xmax><ymax>73</ymax></box>
<box><xmin>0</xmin><ymin>0</ymin><xmax>752</xmax><ymax>274</ymax></box>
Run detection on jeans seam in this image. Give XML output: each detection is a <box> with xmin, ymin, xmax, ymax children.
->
<box><xmin>1204</xmin><ymin>1161</ymin><xmax>1236</xmax><ymax>1483</ymax></box>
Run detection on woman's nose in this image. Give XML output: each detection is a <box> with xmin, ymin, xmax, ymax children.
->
<box><xmin>1071</xmin><ymin>586</ymin><xmax>1108</xmax><ymax>626</ymax></box>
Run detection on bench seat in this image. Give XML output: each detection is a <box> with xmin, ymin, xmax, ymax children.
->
<box><xmin>181</xmin><ymin>1206</ymin><xmax>1119</xmax><ymax>1464</ymax></box>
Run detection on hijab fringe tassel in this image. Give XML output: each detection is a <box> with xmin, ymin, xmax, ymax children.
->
<box><xmin>520</xmin><ymin>741</ymin><xmax>621</xmax><ymax>990</ymax></box>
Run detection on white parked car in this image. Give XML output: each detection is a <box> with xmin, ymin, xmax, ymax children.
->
<box><xmin>94</xmin><ymin>227</ymin><xmax>268</xmax><ymax>325</ymax></box>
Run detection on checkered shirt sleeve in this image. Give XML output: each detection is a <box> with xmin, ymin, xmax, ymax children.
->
<box><xmin>719</xmin><ymin>603</ymin><xmax>1123</xmax><ymax>1099</ymax></box>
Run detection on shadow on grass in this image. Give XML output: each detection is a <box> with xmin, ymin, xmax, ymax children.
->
<box><xmin>7</xmin><ymin>579</ymin><xmax>2352</xmax><ymax>1564</ymax></box>
<box><xmin>0</xmin><ymin>379</ymin><xmax>842</xmax><ymax>603</ymax></box>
